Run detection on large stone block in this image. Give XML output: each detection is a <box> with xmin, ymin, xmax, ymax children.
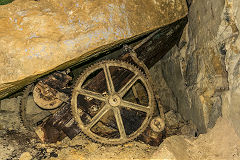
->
<box><xmin>151</xmin><ymin>135</ymin><xmax>193</xmax><ymax>160</ymax></box>
<box><xmin>159</xmin><ymin>26</ymin><xmax>228</xmax><ymax>133</ymax></box>
<box><xmin>150</xmin><ymin>61</ymin><xmax>177</xmax><ymax>112</ymax></box>
<box><xmin>0</xmin><ymin>0</ymin><xmax>188</xmax><ymax>99</ymax></box>
<box><xmin>152</xmin><ymin>118</ymin><xmax>240</xmax><ymax>160</ymax></box>
<box><xmin>225</xmin><ymin>37</ymin><xmax>240</xmax><ymax>137</ymax></box>
<box><xmin>188</xmin><ymin>0</ymin><xmax>225</xmax><ymax>48</ymax></box>
<box><xmin>157</xmin><ymin>0</ymin><xmax>229</xmax><ymax>133</ymax></box>
<box><xmin>218</xmin><ymin>0</ymin><xmax>240</xmax><ymax>137</ymax></box>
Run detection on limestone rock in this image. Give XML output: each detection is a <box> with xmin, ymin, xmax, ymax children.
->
<box><xmin>164</xmin><ymin>109</ymin><xmax>197</xmax><ymax>137</ymax></box>
<box><xmin>0</xmin><ymin>0</ymin><xmax>188</xmax><ymax>99</ymax></box>
<box><xmin>151</xmin><ymin>135</ymin><xmax>193</xmax><ymax>160</ymax></box>
<box><xmin>0</xmin><ymin>97</ymin><xmax>22</xmax><ymax>130</ymax></box>
<box><xmin>0</xmin><ymin>136</ymin><xmax>15</xmax><ymax>160</ymax></box>
<box><xmin>180</xmin><ymin>124</ymin><xmax>192</xmax><ymax>135</ymax></box>
<box><xmin>19</xmin><ymin>152</ymin><xmax>32</xmax><ymax>160</ymax></box>
<box><xmin>165</xmin><ymin>110</ymin><xmax>179</xmax><ymax>127</ymax></box>
<box><xmin>152</xmin><ymin>118</ymin><xmax>240</xmax><ymax>160</ymax></box>
<box><xmin>188</xmin><ymin>0</ymin><xmax>225</xmax><ymax>48</ymax></box>
<box><xmin>220</xmin><ymin>0</ymin><xmax>240</xmax><ymax>138</ymax></box>
<box><xmin>158</xmin><ymin>0</ymin><xmax>232</xmax><ymax>134</ymax></box>
<box><xmin>0</xmin><ymin>97</ymin><xmax>20</xmax><ymax>111</ymax></box>
<box><xmin>154</xmin><ymin>0</ymin><xmax>240</xmax><ymax>138</ymax></box>
<box><xmin>150</xmin><ymin>61</ymin><xmax>177</xmax><ymax>112</ymax></box>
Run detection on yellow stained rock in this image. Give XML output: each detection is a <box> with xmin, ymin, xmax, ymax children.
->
<box><xmin>19</xmin><ymin>152</ymin><xmax>32</xmax><ymax>160</ymax></box>
<box><xmin>0</xmin><ymin>0</ymin><xmax>187</xmax><ymax>99</ymax></box>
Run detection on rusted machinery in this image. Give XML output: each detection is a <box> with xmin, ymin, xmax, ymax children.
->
<box><xmin>20</xmin><ymin>17</ymin><xmax>187</xmax><ymax>145</ymax></box>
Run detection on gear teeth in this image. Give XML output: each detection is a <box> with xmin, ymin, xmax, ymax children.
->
<box><xmin>19</xmin><ymin>83</ymin><xmax>54</xmax><ymax>132</ymax></box>
<box><xmin>71</xmin><ymin>59</ymin><xmax>154</xmax><ymax>145</ymax></box>
<box><xmin>19</xmin><ymin>84</ymin><xmax>36</xmax><ymax>132</ymax></box>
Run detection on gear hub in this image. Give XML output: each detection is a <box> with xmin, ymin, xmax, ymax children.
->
<box><xmin>108</xmin><ymin>94</ymin><xmax>121</xmax><ymax>107</ymax></box>
<box><xmin>71</xmin><ymin>60</ymin><xmax>155</xmax><ymax>145</ymax></box>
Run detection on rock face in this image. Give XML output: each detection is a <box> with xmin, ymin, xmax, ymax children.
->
<box><xmin>0</xmin><ymin>0</ymin><xmax>188</xmax><ymax>99</ymax></box>
<box><xmin>154</xmin><ymin>0</ymin><xmax>240</xmax><ymax>135</ymax></box>
<box><xmin>19</xmin><ymin>152</ymin><xmax>32</xmax><ymax>160</ymax></box>
<box><xmin>222</xmin><ymin>0</ymin><xmax>240</xmax><ymax>138</ymax></box>
<box><xmin>152</xmin><ymin>118</ymin><xmax>240</xmax><ymax>160</ymax></box>
<box><xmin>151</xmin><ymin>135</ymin><xmax>193</xmax><ymax>160</ymax></box>
<box><xmin>0</xmin><ymin>97</ymin><xmax>22</xmax><ymax>130</ymax></box>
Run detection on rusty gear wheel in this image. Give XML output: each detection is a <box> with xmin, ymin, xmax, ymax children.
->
<box><xmin>33</xmin><ymin>81</ymin><xmax>63</xmax><ymax>110</ymax></box>
<box><xmin>20</xmin><ymin>71</ymin><xmax>72</xmax><ymax>131</ymax></box>
<box><xmin>20</xmin><ymin>84</ymin><xmax>53</xmax><ymax>131</ymax></box>
<box><xmin>33</xmin><ymin>71</ymin><xmax>72</xmax><ymax>110</ymax></box>
<box><xmin>71</xmin><ymin>60</ymin><xmax>155</xmax><ymax>145</ymax></box>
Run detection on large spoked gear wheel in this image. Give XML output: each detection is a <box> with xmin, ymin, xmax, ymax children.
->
<box><xmin>71</xmin><ymin>60</ymin><xmax>155</xmax><ymax>145</ymax></box>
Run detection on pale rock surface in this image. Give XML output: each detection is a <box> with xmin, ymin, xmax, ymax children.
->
<box><xmin>0</xmin><ymin>0</ymin><xmax>188</xmax><ymax>99</ymax></box>
<box><xmin>0</xmin><ymin>136</ymin><xmax>15</xmax><ymax>160</ymax></box>
<box><xmin>150</xmin><ymin>61</ymin><xmax>178</xmax><ymax>112</ymax></box>
<box><xmin>151</xmin><ymin>135</ymin><xmax>193</xmax><ymax>160</ymax></box>
<box><xmin>157</xmin><ymin>0</ymin><xmax>240</xmax><ymax>136</ymax></box>
<box><xmin>221</xmin><ymin>0</ymin><xmax>240</xmax><ymax>138</ymax></box>
<box><xmin>152</xmin><ymin>118</ymin><xmax>240</xmax><ymax>160</ymax></box>
<box><xmin>0</xmin><ymin>97</ymin><xmax>22</xmax><ymax>130</ymax></box>
<box><xmin>19</xmin><ymin>152</ymin><xmax>32</xmax><ymax>160</ymax></box>
<box><xmin>164</xmin><ymin>109</ymin><xmax>197</xmax><ymax>137</ymax></box>
<box><xmin>0</xmin><ymin>97</ymin><xmax>19</xmax><ymax>111</ymax></box>
<box><xmin>165</xmin><ymin>110</ymin><xmax>179</xmax><ymax>127</ymax></box>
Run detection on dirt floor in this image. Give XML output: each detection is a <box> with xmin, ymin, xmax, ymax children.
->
<box><xmin>0</xmin><ymin>129</ymin><xmax>159</xmax><ymax>160</ymax></box>
<box><xmin>0</xmin><ymin>96</ymin><xmax>159</xmax><ymax>160</ymax></box>
<box><xmin>151</xmin><ymin>117</ymin><xmax>240</xmax><ymax>160</ymax></box>
<box><xmin>2</xmin><ymin>96</ymin><xmax>240</xmax><ymax>160</ymax></box>
<box><xmin>0</xmin><ymin>92</ymin><xmax>195</xmax><ymax>160</ymax></box>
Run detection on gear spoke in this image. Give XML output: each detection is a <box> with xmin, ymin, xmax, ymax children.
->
<box><xmin>86</xmin><ymin>104</ymin><xmax>110</xmax><ymax>130</ymax></box>
<box><xmin>71</xmin><ymin>60</ymin><xmax>154</xmax><ymax>144</ymax></box>
<box><xmin>76</xmin><ymin>88</ymin><xmax>106</xmax><ymax>102</ymax></box>
<box><xmin>118</xmin><ymin>74</ymin><xmax>139</xmax><ymax>97</ymax></box>
<box><xmin>121</xmin><ymin>100</ymin><xmax>150</xmax><ymax>113</ymax></box>
<box><xmin>103</xmin><ymin>64</ymin><xmax>115</xmax><ymax>94</ymax></box>
<box><xmin>113</xmin><ymin>107</ymin><xmax>127</xmax><ymax>139</ymax></box>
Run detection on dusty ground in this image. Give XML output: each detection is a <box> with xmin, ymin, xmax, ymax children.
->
<box><xmin>152</xmin><ymin>118</ymin><xmax>240</xmax><ymax>160</ymax></box>
<box><xmin>1</xmin><ymin>96</ymin><xmax>239</xmax><ymax>160</ymax></box>
<box><xmin>1</xmin><ymin>130</ymin><xmax>159</xmax><ymax>160</ymax></box>
<box><xmin>0</xmin><ymin>97</ymin><xmax>159</xmax><ymax>160</ymax></box>
<box><xmin>0</xmin><ymin>128</ymin><xmax>158</xmax><ymax>160</ymax></box>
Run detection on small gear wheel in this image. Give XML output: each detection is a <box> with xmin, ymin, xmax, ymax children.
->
<box><xmin>20</xmin><ymin>84</ymin><xmax>53</xmax><ymax>131</ymax></box>
<box><xmin>71</xmin><ymin>60</ymin><xmax>155</xmax><ymax>145</ymax></box>
<box><xmin>20</xmin><ymin>72</ymin><xmax>72</xmax><ymax>131</ymax></box>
